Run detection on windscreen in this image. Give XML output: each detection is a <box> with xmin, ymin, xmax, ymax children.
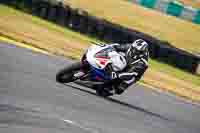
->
<box><xmin>95</xmin><ymin>47</ymin><xmax>114</xmax><ymax>58</ymax></box>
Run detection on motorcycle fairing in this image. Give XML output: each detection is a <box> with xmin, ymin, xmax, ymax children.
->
<box><xmin>90</xmin><ymin>66</ymin><xmax>111</xmax><ymax>81</ymax></box>
<box><xmin>86</xmin><ymin>45</ymin><xmax>113</xmax><ymax>69</ymax></box>
<box><xmin>86</xmin><ymin>44</ymin><xmax>126</xmax><ymax>81</ymax></box>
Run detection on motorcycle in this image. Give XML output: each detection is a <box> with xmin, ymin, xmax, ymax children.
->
<box><xmin>56</xmin><ymin>43</ymin><xmax>127</xmax><ymax>97</ymax></box>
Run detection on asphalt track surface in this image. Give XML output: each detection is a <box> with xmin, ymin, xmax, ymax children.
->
<box><xmin>0</xmin><ymin>42</ymin><xmax>200</xmax><ymax>133</ymax></box>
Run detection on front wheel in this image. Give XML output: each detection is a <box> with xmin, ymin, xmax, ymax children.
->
<box><xmin>56</xmin><ymin>61</ymin><xmax>81</xmax><ymax>83</ymax></box>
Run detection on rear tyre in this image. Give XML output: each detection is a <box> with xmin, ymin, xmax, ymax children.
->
<box><xmin>56</xmin><ymin>61</ymin><xmax>81</xmax><ymax>83</ymax></box>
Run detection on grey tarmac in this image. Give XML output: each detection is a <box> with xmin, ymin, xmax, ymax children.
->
<box><xmin>0</xmin><ymin>42</ymin><xmax>200</xmax><ymax>133</ymax></box>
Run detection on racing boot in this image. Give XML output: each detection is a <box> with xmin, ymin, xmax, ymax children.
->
<box><xmin>94</xmin><ymin>85</ymin><xmax>114</xmax><ymax>97</ymax></box>
<box><xmin>115</xmin><ymin>82</ymin><xmax>129</xmax><ymax>95</ymax></box>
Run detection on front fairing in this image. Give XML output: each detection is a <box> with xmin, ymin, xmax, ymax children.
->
<box><xmin>85</xmin><ymin>44</ymin><xmax>126</xmax><ymax>81</ymax></box>
<box><xmin>85</xmin><ymin>45</ymin><xmax>113</xmax><ymax>81</ymax></box>
<box><xmin>86</xmin><ymin>45</ymin><xmax>113</xmax><ymax>69</ymax></box>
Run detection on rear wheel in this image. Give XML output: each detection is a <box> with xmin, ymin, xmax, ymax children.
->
<box><xmin>56</xmin><ymin>61</ymin><xmax>81</xmax><ymax>83</ymax></box>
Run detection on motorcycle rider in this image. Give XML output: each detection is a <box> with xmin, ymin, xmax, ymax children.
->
<box><xmin>106</xmin><ymin>39</ymin><xmax>149</xmax><ymax>95</ymax></box>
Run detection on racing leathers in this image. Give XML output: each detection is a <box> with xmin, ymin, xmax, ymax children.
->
<box><xmin>110</xmin><ymin>43</ymin><xmax>149</xmax><ymax>94</ymax></box>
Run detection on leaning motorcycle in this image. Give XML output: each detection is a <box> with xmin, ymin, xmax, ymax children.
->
<box><xmin>56</xmin><ymin>43</ymin><xmax>127</xmax><ymax>97</ymax></box>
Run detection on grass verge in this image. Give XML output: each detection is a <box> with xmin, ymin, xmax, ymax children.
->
<box><xmin>0</xmin><ymin>5</ymin><xmax>200</xmax><ymax>102</ymax></box>
<box><xmin>65</xmin><ymin>0</ymin><xmax>200</xmax><ymax>55</ymax></box>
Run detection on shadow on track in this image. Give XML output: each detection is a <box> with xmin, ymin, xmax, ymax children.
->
<box><xmin>65</xmin><ymin>84</ymin><xmax>171</xmax><ymax>122</ymax></box>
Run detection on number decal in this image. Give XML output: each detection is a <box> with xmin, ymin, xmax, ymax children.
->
<box><xmin>111</xmin><ymin>72</ymin><xmax>117</xmax><ymax>79</ymax></box>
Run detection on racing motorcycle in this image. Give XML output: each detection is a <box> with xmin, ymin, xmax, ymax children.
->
<box><xmin>56</xmin><ymin>43</ymin><xmax>127</xmax><ymax>97</ymax></box>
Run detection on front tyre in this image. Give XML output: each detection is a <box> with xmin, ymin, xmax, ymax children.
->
<box><xmin>56</xmin><ymin>61</ymin><xmax>81</xmax><ymax>83</ymax></box>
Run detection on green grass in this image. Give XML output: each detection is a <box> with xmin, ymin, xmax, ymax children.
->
<box><xmin>149</xmin><ymin>59</ymin><xmax>200</xmax><ymax>86</ymax></box>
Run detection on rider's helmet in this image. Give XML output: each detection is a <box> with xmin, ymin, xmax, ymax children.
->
<box><xmin>127</xmin><ymin>39</ymin><xmax>149</xmax><ymax>60</ymax></box>
<box><xmin>131</xmin><ymin>39</ymin><xmax>148</xmax><ymax>53</ymax></box>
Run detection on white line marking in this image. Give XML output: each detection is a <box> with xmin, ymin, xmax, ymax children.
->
<box><xmin>62</xmin><ymin>119</ymin><xmax>99</xmax><ymax>133</ymax></box>
<box><xmin>63</xmin><ymin>119</ymin><xmax>74</xmax><ymax>124</ymax></box>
